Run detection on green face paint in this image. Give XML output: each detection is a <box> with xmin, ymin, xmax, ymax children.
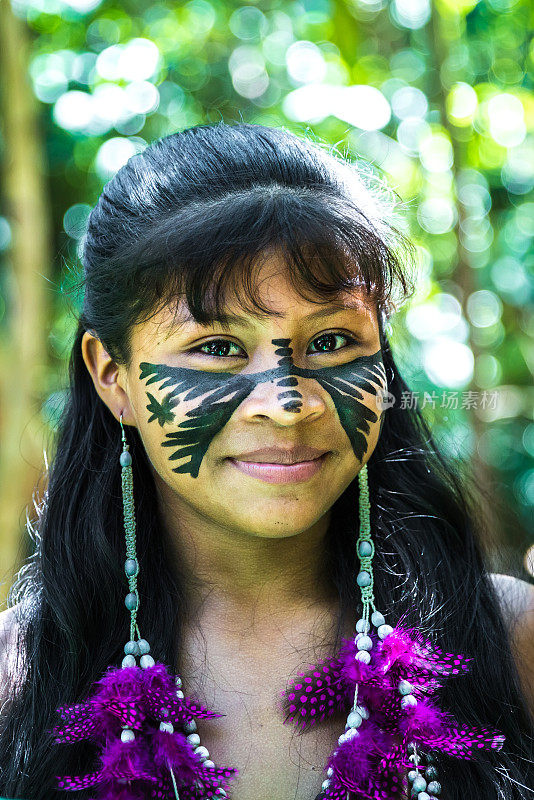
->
<box><xmin>139</xmin><ymin>338</ymin><xmax>386</xmax><ymax>478</ymax></box>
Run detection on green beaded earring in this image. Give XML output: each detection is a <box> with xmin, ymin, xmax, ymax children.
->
<box><xmin>120</xmin><ymin>412</ymin><xmax>154</xmax><ymax>666</ymax></box>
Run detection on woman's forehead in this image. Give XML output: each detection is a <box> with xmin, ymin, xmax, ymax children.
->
<box><xmin>129</xmin><ymin>252</ymin><xmax>377</xmax><ymax>348</ymax></box>
<box><xmin>129</xmin><ymin>291</ymin><xmax>377</xmax><ymax>356</ymax></box>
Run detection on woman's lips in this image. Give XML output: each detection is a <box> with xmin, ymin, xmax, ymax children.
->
<box><xmin>226</xmin><ymin>454</ymin><xmax>328</xmax><ymax>484</ymax></box>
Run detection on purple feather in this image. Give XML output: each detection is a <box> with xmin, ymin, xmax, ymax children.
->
<box><xmin>150</xmin><ymin>729</ymin><xmax>200</xmax><ymax>778</ymax></box>
<box><xmin>280</xmin><ymin>657</ymin><xmax>349</xmax><ymax>730</ymax></box>
<box><xmin>281</xmin><ymin>618</ymin><xmax>506</xmax><ymax>797</ymax></box>
<box><xmin>338</xmin><ymin>636</ymin><xmax>379</xmax><ymax>686</ymax></box>
<box><xmin>98</xmin><ymin>737</ymin><xmax>157</xmax><ymax>783</ymax></box>
<box><xmin>375</xmin><ymin>625</ymin><xmax>473</xmax><ymax>677</ymax></box>
<box><xmin>325</xmin><ymin>720</ymin><xmax>390</xmax><ymax>789</ymax></box>
<box><xmin>50</xmin><ymin>659</ymin><xmax>239</xmax><ymax>799</ymax></box>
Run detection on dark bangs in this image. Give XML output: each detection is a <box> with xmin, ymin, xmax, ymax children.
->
<box><xmin>81</xmin><ymin>183</ymin><xmax>415</xmax><ymax>366</ymax></box>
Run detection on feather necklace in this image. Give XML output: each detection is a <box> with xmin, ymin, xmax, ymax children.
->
<box><xmin>49</xmin><ymin>613</ymin><xmax>505</xmax><ymax>800</ymax></box>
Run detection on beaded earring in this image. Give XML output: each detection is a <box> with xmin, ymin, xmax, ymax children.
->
<box><xmin>48</xmin><ymin>413</ymin><xmax>238</xmax><ymax>800</ymax></box>
<box><xmin>283</xmin><ymin>464</ymin><xmax>507</xmax><ymax>800</ymax></box>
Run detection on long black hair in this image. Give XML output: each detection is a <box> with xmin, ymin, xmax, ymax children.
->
<box><xmin>1</xmin><ymin>122</ymin><xmax>532</xmax><ymax>799</ymax></box>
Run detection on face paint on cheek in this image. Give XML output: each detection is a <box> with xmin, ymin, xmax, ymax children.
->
<box><xmin>138</xmin><ymin>341</ymin><xmax>387</xmax><ymax>478</ymax></box>
<box><xmin>138</xmin><ymin>361</ymin><xmax>258</xmax><ymax>478</ymax></box>
<box><xmin>304</xmin><ymin>346</ymin><xmax>387</xmax><ymax>462</ymax></box>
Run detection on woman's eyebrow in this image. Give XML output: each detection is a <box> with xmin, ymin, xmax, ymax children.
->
<box><xmin>175</xmin><ymin>301</ymin><xmax>366</xmax><ymax>329</ymax></box>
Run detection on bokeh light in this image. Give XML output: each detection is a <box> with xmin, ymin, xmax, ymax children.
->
<box><xmin>63</xmin><ymin>204</ymin><xmax>92</xmax><ymax>239</ymax></box>
<box><xmin>0</xmin><ymin>218</ymin><xmax>12</xmax><ymax>252</ymax></box>
<box><xmin>447</xmin><ymin>82</ymin><xmax>478</xmax><ymax>126</ymax></box>
<box><xmin>286</xmin><ymin>41</ymin><xmax>327</xmax><ymax>85</ymax></box>
<box><xmin>94</xmin><ymin>137</ymin><xmax>146</xmax><ymax>179</ymax></box>
<box><xmin>487</xmin><ymin>93</ymin><xmax>526</xmax><ymax>148</ymax></box>
<box><xmin>423</xmin><ymin>340</ymin><xmax>474</xmax><ymax>388</ymax></box>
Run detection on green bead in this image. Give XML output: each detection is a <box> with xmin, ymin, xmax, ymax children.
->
<box><xmin>125</xmin><ymin>592</ymin><xmax>138</xmax><ymax>611</ymax></box>
<box><xmin>358</xmin><ymin>541</ymin><xmax>372</xmax><ymax>557</ymax></box>
<box><xmin>120</xmin><ymin>451</ymin><xmax>132</xmax><ymax>467</ymax></box>
<box><xmin>124</xmin><ymin>558</ymin><xmax>138</xmax><ymax>577</ymax></box>
<box><xmin>357</xmin><ymin>571</ymin><xmax>371</xmax><ymax>587</ymax></box>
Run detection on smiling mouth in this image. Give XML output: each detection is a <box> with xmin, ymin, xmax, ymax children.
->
<box><xmin>226</xmin><ymin>453</ymin><xmax>329</xmax><ymax>484</ymax></box>
<box><xmin>233</xmin><ymin>456</ymin><xmax>325</xmax><ymax>464</ymax></box>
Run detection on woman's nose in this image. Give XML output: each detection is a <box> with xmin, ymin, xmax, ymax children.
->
<box><xmin>237</xmin><ymin>375</ymin><xmax>327</xmax><ymax>426</ymax></box>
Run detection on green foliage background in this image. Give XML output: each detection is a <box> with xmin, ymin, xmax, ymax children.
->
<box><xmin>1</xmin><ymin>0</ymin><xmax>533</xmax><ymax>562</ymax></box>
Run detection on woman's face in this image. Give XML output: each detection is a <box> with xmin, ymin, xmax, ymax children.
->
<box><xmin>102</xmin><ymin>254</ymin><xmax>387</xmax><ymax>540</ymax></box>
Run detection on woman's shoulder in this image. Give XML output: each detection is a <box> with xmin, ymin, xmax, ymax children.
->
<box><xmin>0</xmin><ymin>603</ymin><xmax>22</xmax><ymax>714</ymax></box>
<box><xmin>0</xmin><ymin>604</ymin><xmax>20</xmax><ymax>654</ymax></box>
<box><xmin>488</xmin><ymin>572</ymin><xmax>534</xmax><ymax>714</ymax></box>
<box><xmin>488</xmin><ymin>572</ymin><xmax>534</xmax><ymax>623</ymax></box>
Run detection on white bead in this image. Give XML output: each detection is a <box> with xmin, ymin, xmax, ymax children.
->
<box><xmin>121</xmin><ymin>728</ymin><xmax>135</xmax><ymax>742</ymax></box>
<box><xmin>347</xmin><ymin>710</ymin><xmax>363</xmax><ymax>728</ymax></box>
<box><xmin>344</xmin><ymin>727</ymin><xmax>359</xmax><ymax>740</ymax></box>
<box><xmin>203</xmin><ymin>760</ymin><xmax>215</xmax><ymax>769</ymax></box>
<box><xmin>398</xmin><ymin>679</ymin><xmax>413</xmax><ymax>695</ymax></box>
<box><xmin>400</xmin><ymin>694</ymin><xmax>418</xmax><ymax>710</ymax></box>
<box><xmin>355</xmin><ymin>704</ymin><xmax>369</xmax><ymax>719</ymax></box>
<box><xmin>121</xmin><ymin>654</ymin><xmax>136</xmax><ymax>668</ymax></box>
<box><xmin>176</xmin><ymin>689</ymin><xmax>184</xmax><ymax>699</ymax></box>
<box><xmin>337</xmin><ymin>733</ymin><xmax>346</xmax><ymax>744</ymax></box>
<box><xmin>327</xmin><ymin>767</ymin><xmax>334</xmax><ymax>777</ymax></box>
<box><xmin>355</xmin><ymin>650</ymin><xmax>371</xmax><ymax>664</ymax></box>
<box><xmin>355</xmin><ymin>618</ymin><xmax>370</xmax><ymax>633</ymax></box>
<box><xmin>187</xmin><ymin>733</ymin><xmax>201</xmax><ymax>746</ymax></box>
<box><xmin>321</xmin><ymin>779</ymin><xmax>330</xmax><ymax>790</ymax></box>
<box><xmin>184</xmin><ymin>720</ymin><xmax>197</xmax><ymax>733</ymax></box>
<box><xmin>194</xmin><ymin>745</ymin><xmax>209</xmax><ymax>761</ymax></box>
<box><xmin>175</xmin><ymin>676</ymin><xmax>182</xmax><ymax>688</ymax></box>
<box><xmin>140</xmin><ymin>654</ymin><xmax>155</xmax><ymax>668</ymax></box>
<box><xmin>356</xmin><ymin>635</ymin><xmax>373</xmax><ymax>651</ymax></box>
<box><xmin>412</xmin><ymin>776</ymin><xmax>427</xmax><ymax>792</ymax></box>
<box><xmin>377</xmin><ymin>624</ymin><xmax>393</xmax><ymax>639</ymax></box>
<box><xmin>371</xmin><ymin>610</ymin><xmax>385</xmax><ymax>627</ymax></box>
<box><xmin>159</xmin><ymin>721</ymin><xmax>174</xmax><ymax>733</ymax></box>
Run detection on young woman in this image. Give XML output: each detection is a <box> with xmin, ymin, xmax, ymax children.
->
<box><xmin>0</xmin><ymin>122</ymin><xmax>533</xmax><ymax>800</ymax></box>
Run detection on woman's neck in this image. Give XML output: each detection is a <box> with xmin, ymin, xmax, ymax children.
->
<box><xmin>154</xmin><ymin>469</ymin><xmax>337</xmax><ymax>633</ymax></box>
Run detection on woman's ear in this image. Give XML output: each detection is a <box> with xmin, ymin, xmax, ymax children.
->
<box><xmin>81</xmin><ymin>331</ymin><xmax>137</xmax><ymax>426</ymax></box>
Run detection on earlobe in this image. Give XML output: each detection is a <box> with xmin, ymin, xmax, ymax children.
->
<box><xmin>81</xmin><ymin>331</ymin><xmax>137</xmax><ymax>427</ymax></box>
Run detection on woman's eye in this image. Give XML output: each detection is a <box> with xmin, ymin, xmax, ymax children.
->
<box><xmin>192</xmin><ymin>339</ymin><xmax>245</xmax><ymax>358</ymax></box>
<box><xmin>190</xmin><ymin>333</ymin><xmax>358</xmax><ymax>359</ymax></box>
<box><xmin>308</xmin><ymin>333</ymin><xmax>358</xmax><ymax>354</ymax></box>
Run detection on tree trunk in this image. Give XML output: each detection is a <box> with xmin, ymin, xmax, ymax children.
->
<box><xmin>0</xmin><ymin>0</ymin><xmax>52</xmax><ymax>608</ymax></box>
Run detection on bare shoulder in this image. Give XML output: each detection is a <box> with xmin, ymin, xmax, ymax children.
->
<box><xmin>0</xmin><ymin>604</ymin><xmax>22</xmax><ymax>710</ymax></box>
<box><xmin>0</xmin><ymin>604</ymin><xmax>20</xmax><ymax>650</ymax></box>
<box><xmin>488</xmin><ymin>572</ymin><xmax>534</xmax><ymax>624</ymax></box>
<box><xmin>489</xmin><ymin>572</ymin><xmax>534</xmax><ymax>714</ymax></box>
